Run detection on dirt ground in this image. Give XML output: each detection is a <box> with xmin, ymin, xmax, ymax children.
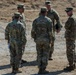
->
<box><xmin>0</xmin><ymin>0</ymin><xmax>76</xmax><ymax>75</ymax></box>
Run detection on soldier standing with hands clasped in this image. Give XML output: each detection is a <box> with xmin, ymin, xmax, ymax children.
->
<box><xmin>64</xmin><ymin>7</ymin><xmax>76</xmax><ymax>71</ymax></box>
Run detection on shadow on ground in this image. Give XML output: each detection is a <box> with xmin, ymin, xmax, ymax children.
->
<box><xmin>32</xmin><ymin>70</ymin><xmax>70</xmax><ymax>75</ymax></box>
<box><xmin>0</xmin><ymin>64</ymin><xmax>10</xmax><ymax>70</ymax></box>
<box><xmin>3</xmin><ymin>73</ymin><xmax>16</xmax><ymax>75</ymax></box>
<box><xmin>0</xmin><ymin>60</ymin><xmax>37</xmax><ymax>70</ymax></box>
<box><xmin>21</xmin><ymin>60</ymin><xmax>38</xmax><ymax>67</ymax></box>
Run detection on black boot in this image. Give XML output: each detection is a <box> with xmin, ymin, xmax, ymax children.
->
<box><xmin>21</xmin><ymin>59</ymin><xmax>27</xmax><ymax>64</ymax></box>
<box><xmin>49</xmin><ymin>57</ymin><xmax>53</xmax><ymax>60</ymax></box>
<box><xmin>38</xmin><ymin>68</ymin><xmax>42</xmax><ymax>74</ymax></box>
<box><xmin>64</xmin><ymin>64</ymin><xmax>75</xmax><ymax>71</ymax></box>
<box><xmin>49</xmin><ymin>54</ymin><xmax>53</xmax><ymax>60</ymax></box>
<box><xmin>42</xmin><ymin>70</ymin><xmax>49</xmax><ymax>74</ymax></box>
<box><xmin>12</xmin><ymin>66</ymin><xmax>16</xmax><ymax>74</ymax></box>
<box><xmin>38</xmin><ymin>68</ymin><xmax>49</xmax><ymax>74</ymax></box>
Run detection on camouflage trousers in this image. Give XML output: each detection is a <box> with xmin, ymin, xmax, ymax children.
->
<box><xmin>49</xmin><ymin>36</ymin><xmax>55</xmax><ymax>58</ymax></box>
<box><xmin>9</xmin><ymin>40</ymin><xmax>23</xmax><ymax>69</ymax></box>
<box><xmin>36</xmin><ymin>38</ymin><xmax>50</xmax><ymax>69</ymax></box>
<box><xmin>66</xmin><ymin>39</ymin><xmax>75</xmax><ymax>66</ymax></box>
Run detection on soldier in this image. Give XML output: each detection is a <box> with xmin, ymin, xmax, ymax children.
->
<box><xmin>17</xmin><ymin>4</ymin><xmax>26</xmax><ymax>28</ymax></box>
<box><xmin>31</xmin><ymin>7</ymin><xmax>52</xmax><ymax>74</ymax></box>
<box><xmin>5</xmin><ymin>12</ymin><xmax>27</xmax><ymax>73</ymax></box>
<box><xmin>17</xmin><ymin>4</ymin><xmax>27</xmax><ymax>64</ymax></box>
<box><xmin>64</xmin><ymin>7</ymin><xmax>76</xmax><ymax>71</ymax></box>
<box><xmin>45</xmin><ymin>1</ymin><xmax>62</xmax><ymax>60</ymax></box>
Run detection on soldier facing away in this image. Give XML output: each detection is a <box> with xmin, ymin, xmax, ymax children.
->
<box><xmin>45</xmin><ymin>1</ymin><xmax>62</xmax><ymax>60</ymax></box>
<box><xmin>17</xmin><ymin>4</ymin><xmax>27</xmax><ymax>64</ymax></box>
<box><xmin>64</xmin><ymin>7</ymin><xmax>76</xmax><ymax>71</ymax></box>
<box><xmin>31</xmin><ymin>7</ymin><xmax>52</xmax><ymax>74</ymax></box>
<box><xmin>5</xmin><ymin>12</ymin><xmax>27</xmax><ymax>74</ymax></box>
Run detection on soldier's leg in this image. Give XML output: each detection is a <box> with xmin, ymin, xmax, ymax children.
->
<box><xmin>21</xmin><ymin>44</ymin><xmax>27</xmax><ymax>64</ymax></box>
<box><xmin>64</xmin><ymin>39</ymin><xmax>75</xmax><ymax>71</ymax></box>
<box><xmin>36</xmin><ymin>44</ymin><xmax>42</xmax><ymax>68</ymax></box>
<box><xmin>49</xmin><ymin>39</ymin><xmax>54</xmax><ymax>60</ymax></box>
<box><xmin>15</xmin><ymin>44</ymin><xmax>22</xmax><ymax>73</ymax></box>
<box><xmin>38</xmin><ymin>40</ymin><xmax>50</xmax><ymax>74</ymax></box>
<box><xmin>21</xmin><ymin>48</ymin><xmax>27</xmax><ymax>64</ymax></box>
<box><xmin>66</xmin><ymin>39</ymin><xmax>75</xmax><ymax>66</ymax></box>
<box><xmin>36</xmin><ymin>43</ymin><xmax>47</xmax><ymax>74</ymax></box>
<box><xmin>40</xmin><ymin>42</ymin><xmax>50</xmax><ymax>74</ymax></box>
<box><xmin>9</xmin><ymin>44</ymin><xmax>16</xmax><ymax>73</ymax></box>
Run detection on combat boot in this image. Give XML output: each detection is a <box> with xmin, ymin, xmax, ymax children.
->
<box><xmin>21</xmin><ymin>59</ymin><xmax>27</xmax><ymax>64</ymax></box>
<box><xmin>38</xmin><ymin>68</ymin><xmax>42</xmax><ymax>74</ymax></box>
<box><xmin>49</xmin><ymin>57</ymin><xmax>53</xmax><ymax>60</ymax></box>
<box><xmin>49</xmin><ymin>53</ymin><xmax>53</xmax><ymax>60</ymax></box>
<box><xmin>12</xmin><ymin>66</ymin><xmax>16</xmax><ymax>74</ymax></box>
<box><xmin>64</xmin><ymin>64</ymin><xmax>75</xmax><ymax>71</ymax></box>
<box><xmin>42</xmin><ymin>70</ymin><xmax>49</xmax><ymax>74</ymax></box>
<box><xmin>38</xmin><ymin>68</ymin><xmax>49</xmax><ymax>74</ymax></box>
<box><xmin>15</xmin><ymin>68</ymin><xmax>22</xmax><ymax>73</ymax></box>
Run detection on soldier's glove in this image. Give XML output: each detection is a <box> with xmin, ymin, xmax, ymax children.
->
<box><xmin>55</xmin><ymin>23</ymin><xmax>63</xmax><ymax>33</ymax></box>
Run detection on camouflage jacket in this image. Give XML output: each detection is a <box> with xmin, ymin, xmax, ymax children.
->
<box><xmin>47</xmin><ymin>9</ymin><xmax>62</xmax><ymax>32</ymax></box>
<box><xmin>65</xmin><ymin>15</ymin><xmax>76</xmax><ymax>39</ymax></box>
<box><xmin>31</xmin><ymin>15</ymin><xmax>52</xmax><ymax>42</ymax></box>
<box><xmin>5</xmin><ymin>19</ymin><xmax>27</xmax><ymax>45</ymax></box>
<box><xmin>19</xmin><ymin>13</ymin><xmax>26</xmax><ymax>34</ymax></box>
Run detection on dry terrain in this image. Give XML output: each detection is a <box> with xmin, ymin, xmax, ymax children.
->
<box><xmin>0</xmin><ymin>0</ymin><xmax>76</xmax><ymax>75</ymax></box>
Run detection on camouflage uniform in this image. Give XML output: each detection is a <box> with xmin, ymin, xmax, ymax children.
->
<box><xmin>65</xmin><ymin>15</ymin><xmax>76</xmax><ymax>66</ymax></box>
<box><xmin>20</xmin><ymin>13</ymin><xmax>26</xmax><ymax>29</ymax></box>
<box><xmin>47</xmin><ymin>8</ymin><xmax>62</xmax><ymax>58</ymax></box>
<box><xmin>31</xmin><ymin>8</ymin><xmax>52</xmax><ymax>71</ymax></box>
<box><xmin>17</xmin><ymin>5</ymin><xmax>27</xmax><ymax>62</ymax></box>
<box><xmin>45</xmin><ymin>1</ymin><xmax>62</xmax><ymax>59</ymax></box>
<box><xmin>5</xmin><ymin>13</ymin><xmax>26</xmax><ymax>70</ymax></box>
<box><xmin>17</xmin><ymin>4</ymin><xmax>26</xmax><ymax>30</ymax></box>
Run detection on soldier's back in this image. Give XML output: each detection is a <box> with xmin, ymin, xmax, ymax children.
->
<box><xmin>34</xmin><ymin>15</ymin><xmax>52</xmax><ymax>38</ymax></box>
<box><xmin>8</xmin><ymin>20</ymin><xmax>24</xmax><ymax>40</ymax></box>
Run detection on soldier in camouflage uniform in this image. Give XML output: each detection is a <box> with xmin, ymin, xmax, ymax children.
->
<box><xmin>17</xmin><ymin>4</ymin><xmax>26</xmax><ymax>28</ymax></box>
<box><xmin>5</xmin><ymin>12</ymin><xmax>26</xmax><ymax>73</ymax></box>
<box><xmin>64</xmin><ymin>7</ymin><xmax>76</xmax><ymax>71</ymax></box>
<box><xmin>17</xmin><ymin>4</ymin><xmax>27</xmax><ymax>64</ymax></box>
<box><xmin>31</xmin><ymin>7</ymin><xmax>52</xmax><ymax>74</ymax></box>
<box><xmin>45</xmin><ymin>1</ymin><xmax>62</xmax><ymax>60</ymax></box>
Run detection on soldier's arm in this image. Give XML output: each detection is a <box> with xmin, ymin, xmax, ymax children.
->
<box><xmin>31</xmin><ymin>19</ymin><xmax>36</xmax><ymax>39</ymax></box>
<box><xmin>47</xmin><ymin>19</ymin><xmax>53</xmax><ymax>43</ymax></box>
<box><xmin>21</xmin><ymin>24</ymin><xmax>27</xmax><ymax>45</ymax></box>
<box><xmin>23</xmin><ymin>13</ymin><xmax>26</xmax><ymax>29</ymax></box>
<box><xmin>54</xmin><ymin>10</ymin><xmax>62</xmax><ymax>31</ymax></box>
<box><xmin>20</xmin><ymin>14</ymin><xmax>26</xmax><ymax>31</ymax></box>
<box><xmin>69</xmin><ymin>18</ymin><xmax>76</xmax><ymax>32</ymax></box>
<box><xmin>5</xmin><ymin>24</ymin><xmax>10</xmax><ymax>43</ymax></box>
<box><xmin>65</xmin><ymin>18</ymin><xmax>74</xmax><ymax>30</ymax></box>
